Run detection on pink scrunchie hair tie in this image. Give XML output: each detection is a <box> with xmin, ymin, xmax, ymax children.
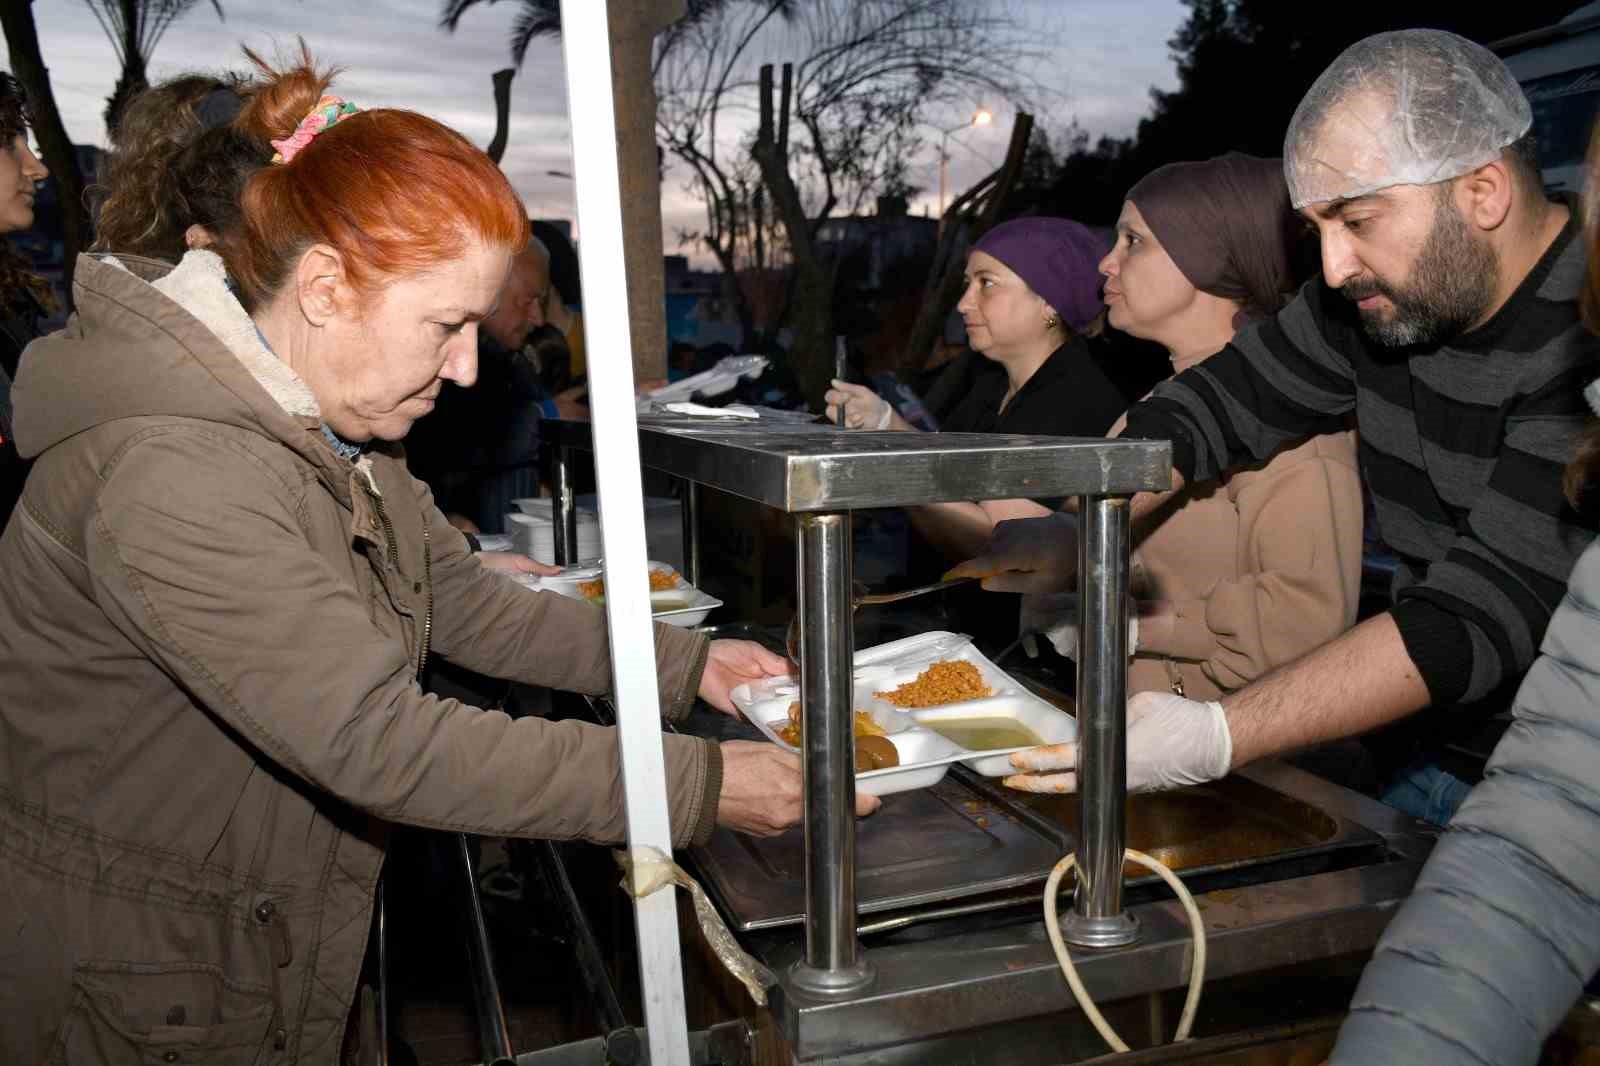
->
<box><xmin>270</xmin><ymin>94</ymin><xmax>361</xmax><ymax>164</ymax></box>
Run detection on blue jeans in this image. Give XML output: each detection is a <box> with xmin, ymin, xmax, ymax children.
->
<box><xmin>1379</xmin><ymin>760</ymin><xmax>1474</xmax><ymax>826</ymax></box>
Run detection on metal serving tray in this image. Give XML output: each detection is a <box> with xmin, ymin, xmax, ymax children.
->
<box><xmin>690</xmin><ymin>769</ymin><xmax>1384</xmax><ymax>934</ymax></box>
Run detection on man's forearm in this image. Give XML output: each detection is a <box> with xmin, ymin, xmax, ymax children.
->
<box><xmin>1222</xmin><ymin>612</ymin><xmax>1431</xmax><ymax>767</ymax></box>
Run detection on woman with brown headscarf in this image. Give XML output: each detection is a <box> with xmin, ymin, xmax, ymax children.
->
<box><xmin>1035</xmin><ymin>153</ymin><xmax>1364</xmax><ymax>702</ymax></box>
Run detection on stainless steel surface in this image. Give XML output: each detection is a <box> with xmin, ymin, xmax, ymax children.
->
<box><xmin>1067</xmin><ymin>495</ymin><xmax>1138</xmax><ymax>948</ymax></box>
<box><xmin>376</xmin><ymin>876</ymin><xmax>390</xmax><ymax>1066</ymax></box>
<box><xmin>504</xmin><ymin>1021</ymin><xmax>753</xmax><ymax>1066</ymax></box>
<box><xmin>538</xmin><ymin>840</ymin><xmax>630</xmax><ymax>1033</ymax></box>
<box><xmin>458</xmin><ymin>834</ymin><xmax>516</xmax><ymax>1066</ymax></box>
<box><xmin>789</xmin><ymin>513</ymin><xmax>874</xmax><ymax>996</ymax></box>
<box><xmin>553</xmin><ymin>446</ymin><xmax>578</xmax><ymax>565</ymax></box>
<box><xmin>539</xmin><ymin>418</ymin><xmax>1173</xmax><ymax>511</ymax></box>
<box><xmin>692</xmin><ymin>771</ymin><xmax>1068</xmax><ymax>932</ymax></box>
<box><xmin>688</xmin><ymin>765</ymin><xmax>1382</xmax><ymax>934</ymax></box>
<box><xmin>763</xmin><ymin>762</ymin><xmax>1434</xmax><ymax>1062</ymax></box>
<box><xmin>682</xmin><ymin>481</ymin><xmax>700</xmax><ymax>587</ymax></box>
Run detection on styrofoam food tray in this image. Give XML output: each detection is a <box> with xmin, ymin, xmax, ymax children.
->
<box><xmin>731</xmin><ymin>631</ymin><xmax>1076</xmax><ymax>795</ymax></box>
<box><xmin>509</xmin><ymin>561</ymin><xmax>723</xmax><ymax>628</ymax></box>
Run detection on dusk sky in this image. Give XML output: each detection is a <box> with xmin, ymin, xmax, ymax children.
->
<box><xmin>18</xmin><ymin>0</ymin><xmax>1187</xmax><ymax>262</ymax></box>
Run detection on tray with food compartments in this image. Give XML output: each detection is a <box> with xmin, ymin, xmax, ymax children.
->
<box><xmin>730</xmin><ymin>631</ymin><xmax>1077</xmax><ymax>796</ymax></box>
<box><xmin>507</xmin><ymin>561</ymin><xmax>722</xmax><ymax>628</ymax></box>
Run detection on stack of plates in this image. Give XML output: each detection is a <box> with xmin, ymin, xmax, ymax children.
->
<box><xmin>506</xmin><ymin>500</ymin><xmax>601</xmax><ymax>564</ymax></box>
<box><xmin>508</xmin><ymin>495</ymin><xmax>685</xmax><ymax>569</ymax></box>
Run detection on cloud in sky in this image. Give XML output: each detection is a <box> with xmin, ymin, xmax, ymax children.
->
<box><xmin>23</xmin><ymin>0</ymin><xmax>1184</xmax><ymax>260</ymax></box>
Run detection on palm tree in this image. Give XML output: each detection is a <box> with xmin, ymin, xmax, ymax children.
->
<box><xmin>438</xmin><ymin>0</ymin><xmax>774</xmax><ymax>69</ymax></box>
<box><xmin>83</xmin><ymin>0</ymin><xmax>225</xmax><ymax>137</ymax></box>
<box><xmin>437</xmin><ymin>0</ymin><xmax>793</xmax><ymax>378</ymax></box>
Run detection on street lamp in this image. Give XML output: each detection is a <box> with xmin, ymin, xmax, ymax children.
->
<box><xmin>938</xmin><ymin>107</ymin><xmax>993</xmax><ymax>219</ymax></box>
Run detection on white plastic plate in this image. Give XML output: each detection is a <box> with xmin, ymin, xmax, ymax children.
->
<box><xmin>731</xmin><ymin>631</ymin><xmax>1076</xmax><ymax>794</ymax></box>
<box><xmin>508</xmin><ymin>562</ymin><xmax>723</xmax><ymax>628</ymax></box>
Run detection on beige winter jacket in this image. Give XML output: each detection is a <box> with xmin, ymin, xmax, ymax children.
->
<box><xmin>0</xmin><ymin>251</ymin><xmax>719</xmax><ymax>1063</ymax></box>
<box><xmin>1128</xmin><ymin>429</ymin><xmax>1364</xmax><ymax>700</ymax></box>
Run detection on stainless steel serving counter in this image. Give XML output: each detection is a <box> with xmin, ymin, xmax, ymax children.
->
<box><xmin>541</xmin><ymin>416</ymin><xmax>1170</xmax><ymax>998</ymax></box>
<box><xmin>752</xmin><ymin>760</ymin><xmax>1434</xmax><ymax>1062</ymax></box>
<box><xmin>539</xmin><ymin>416</ymin><xmax>1433</xmax><ymax>1063</ymax></box>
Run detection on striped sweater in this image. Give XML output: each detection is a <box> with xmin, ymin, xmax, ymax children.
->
<box><xmin>1123</xmin><ymin>209</ymin><xmax>1599</xmax><ymax>708</ymax></box>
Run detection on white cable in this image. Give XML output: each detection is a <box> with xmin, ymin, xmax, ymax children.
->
<box><xmin>1043</xmin><ymin>848</ymin><xmax>1207</xmax><ymax>1054</ymax></box>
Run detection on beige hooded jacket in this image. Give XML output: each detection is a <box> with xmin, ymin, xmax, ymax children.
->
<box><xmin>0</xmin><ymin>251</ymin><xmax>719</xmax><ymax>1063</ymax></box>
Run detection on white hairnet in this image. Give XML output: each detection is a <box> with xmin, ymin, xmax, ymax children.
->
<box><xmin>1283</xmin><ymin>29</ymin><xmax>1532</xmax><ymax>209</ymax></box>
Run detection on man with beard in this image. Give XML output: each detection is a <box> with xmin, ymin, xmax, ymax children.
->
<box><xmin>952</xmin><ymin>29</ymin><xmax>1599</xmax><ymax>825</ymax></box>
<box><xmin>407</xmin><ymin>235</ymin><xmax>585</xmax><ymax>535</ymax></box>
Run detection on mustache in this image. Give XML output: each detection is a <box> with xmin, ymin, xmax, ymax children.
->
<box><xmin>1342</xmin><ymin>276</ymin><xmax>1392</xmax><ymax>303</ymax></box>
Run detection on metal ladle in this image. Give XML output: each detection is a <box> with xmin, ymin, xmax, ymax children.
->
<box><xmin>784</xmin><ymin>575</ymin><xmax>976</xmax><ymax>664</ymax></box>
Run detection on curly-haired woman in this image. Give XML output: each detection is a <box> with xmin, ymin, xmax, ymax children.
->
<box><xmin>0</xmin><ymin>71</ymin><xmax>51</xmax><ymax>526</ymax></box>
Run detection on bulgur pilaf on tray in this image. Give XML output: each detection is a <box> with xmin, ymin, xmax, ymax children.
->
<box><xmin>875</xmin><ymin>659</ymin><xmax>992</xmax><ymax>708</ymax></box>
<box><xmin>575</xmin><ymin>568</ymin><xmax>680</xmax><ymax>601</ymax></box>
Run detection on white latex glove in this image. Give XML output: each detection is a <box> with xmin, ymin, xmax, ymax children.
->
<box><xmin>1019</xmin><ymin>591</ymin><xmax>1139</xmax><ymax>660</ymax></box>
<box><xmin>1003</xmin><ymin>691</ymin><xmax>1232</xmax><ymax>794</ymax></box>
<box><xmin>945</xmin><ymin>512</ymin><xmax>1079</xmax><ymax>594</ymax></box>
<box><xmin>823</xmin><ymin>379</ymin><xmax>892</xmax><ymax>430</ymax></box>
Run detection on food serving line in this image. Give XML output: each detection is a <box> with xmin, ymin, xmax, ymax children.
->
<box><xmin>530</xmin><ymin>416</ymin><xmax>1437</xmax><ymax>1064</ymax></box>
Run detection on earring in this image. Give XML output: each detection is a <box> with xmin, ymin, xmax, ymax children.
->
<box><xmin>1044</xmin><ymin>313</ymin><xmax>1060</xmax><ymax>330</ymax></box>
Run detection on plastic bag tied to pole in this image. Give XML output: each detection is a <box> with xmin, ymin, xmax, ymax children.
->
<box><xmin>616</xmin><ymin>846</ymin><xmax>778</xmax><ymax>1007</ymax></box>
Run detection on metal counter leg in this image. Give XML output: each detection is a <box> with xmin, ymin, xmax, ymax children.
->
<box><xmin>457</xmin><ymin>834</ymin><xmax>516</xmax><ymax>1066</ymax></box>
<box><xmin>554</xmin><ymin>446</ymin><xmax>578</xmax><ymax>566</ymax></box>
<box><xmin>681</xmin><ymin>479</ymin><xmax>701</xmax><ymax>588</ymax></box>
<box><xmin>789</xmin><ymin>512</ymin><xmax>874</xmax><ymax>995</ymax></box>
<box><xmin>1063</xmin><ymin>495</ymin><xmax>1140</xmax><ymax>948</ymax></box>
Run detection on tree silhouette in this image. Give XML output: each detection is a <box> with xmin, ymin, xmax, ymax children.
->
<box><xmin>83</xmin><ymin>0</ymin><xmax>225</xmax><ymax>137</ymax></box>
<box><xmin>1020</xmin><ymin>0</ymin><xmax>1586</xmax><ymax>226</ymax></box>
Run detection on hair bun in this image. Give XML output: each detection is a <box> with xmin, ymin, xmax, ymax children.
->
<box><xmin>236</xmin><ymin>40</ymin><xmax>340</xmax><ymax>145</ymax></box>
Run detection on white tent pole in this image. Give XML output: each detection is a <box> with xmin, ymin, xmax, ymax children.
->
<box><xmin>557</xmin><ymin>3</ymin><xmax>692</xmax><ymax>1064</ymax></box>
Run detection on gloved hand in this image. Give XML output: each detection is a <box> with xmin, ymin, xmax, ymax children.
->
<box><xmin>824</xmin><ymin>379</ymin><xmax>894</xmax><ymax>430</ymax></box>
<box><xmin>1018</xmin><ymin>591</ymin><xmax>1139</xmax><ymax>660</ymax></box>
<box><xmin>944</xmin><ymin>512</ymin><xmax>1078</xmax><ymax>593</ymax></box>
<box><xmin>1003</xmin><ymin>691</ymin><xmax>1232</xmax><ymax>793</ymax></box>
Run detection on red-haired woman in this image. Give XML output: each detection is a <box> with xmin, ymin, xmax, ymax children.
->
<box><xmin>0</xmin><ymin>53</ymin><xmax>855</xmax><ymax>1062</ymax></box>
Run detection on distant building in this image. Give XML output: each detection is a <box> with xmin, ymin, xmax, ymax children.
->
<box><xmin>814</xmin><ymin>194</ymin><xmax>938</xmax><ymax>293</ymax></box>
<box><xmin>663</xmin><ymin>253</ymin><xmax>743</xmax><ymax>349</ymax></box>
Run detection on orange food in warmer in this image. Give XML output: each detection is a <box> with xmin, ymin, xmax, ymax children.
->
<box><xmin>875</xmin><ymin>660</ymin><xmax>991</xmax><ymax>707</ymax></box>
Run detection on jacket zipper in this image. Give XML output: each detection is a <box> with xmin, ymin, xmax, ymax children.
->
<box><xmin>369</xmin><ymin>488</ymin><xmax>400</xmax><ymax>570</ymax></box>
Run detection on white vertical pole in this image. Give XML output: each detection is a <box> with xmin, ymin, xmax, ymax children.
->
<box><xmin>558</xmin><ymin>4</ymin><xmax>692</xmax><ymax>1064</ymax></box>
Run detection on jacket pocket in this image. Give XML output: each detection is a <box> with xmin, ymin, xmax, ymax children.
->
<box><xmin>50</xmin><ymin>960</ymin><xmax>278</xmax><ymax>1066</ymax></box>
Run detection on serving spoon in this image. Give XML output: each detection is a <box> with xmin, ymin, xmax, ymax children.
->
<box><xmin>784</xmin><ymin>576</ymin><xmax>976</xmax><ymax>665</ymax></box>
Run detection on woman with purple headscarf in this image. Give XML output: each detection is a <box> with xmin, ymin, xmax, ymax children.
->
<box><xmin>825</xmin><ymin>217</ymin><xmax>1127</xmax><ymax>560</ymax></box>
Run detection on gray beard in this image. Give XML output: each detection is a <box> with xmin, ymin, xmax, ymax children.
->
<box><xmin>1348</xmin><ymin>195</ymin><xmax>1500</xmax><ymax>348</ymax></box>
